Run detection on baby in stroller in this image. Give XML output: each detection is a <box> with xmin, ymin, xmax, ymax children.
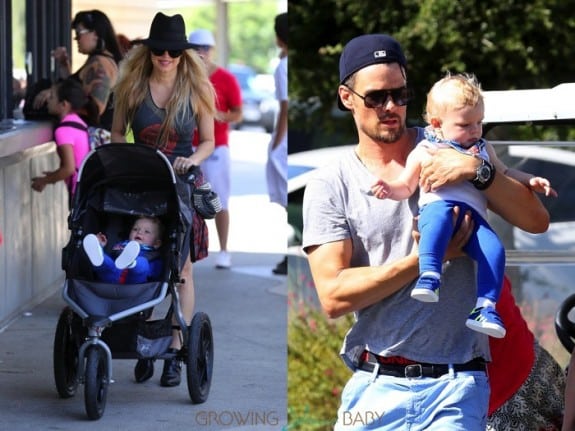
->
<box><xmin>83</xmin><ymin>216</ymin><xmax>164</xmax><ymax>284</ymax></box>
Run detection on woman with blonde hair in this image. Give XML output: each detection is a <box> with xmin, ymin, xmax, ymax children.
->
<box><xmin>111</xmin><ymin>11</ymin><xmax>216</xmax><ymax>387</ymax></box>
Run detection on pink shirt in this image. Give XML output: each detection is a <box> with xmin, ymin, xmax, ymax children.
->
<box><xmin>54</xmin><ymin>113</ymin><xmax>90</xmax><ymax>195</ymax></box>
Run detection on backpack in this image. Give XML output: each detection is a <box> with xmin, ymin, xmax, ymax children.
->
<box><xmin>56</xmin><ymin>121</ymin><xmax>111</xmax><ymax>150</ymax></box>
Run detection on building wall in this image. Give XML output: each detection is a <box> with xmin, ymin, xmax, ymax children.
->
<box><xmin>0</xmin><ymin>123</ymin><xmax>69</xmax><ymax>328</ymax></box>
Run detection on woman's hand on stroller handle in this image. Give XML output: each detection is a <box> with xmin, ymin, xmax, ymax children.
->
<box><xmin>184</xmin><ymin>164</ymin><xmax>201</xmax><ymax>184</ymax></box>
<box><xmin>173</xmin><ymin>156</ymin><xmax>198</xmax><ymax>176</ymax></box>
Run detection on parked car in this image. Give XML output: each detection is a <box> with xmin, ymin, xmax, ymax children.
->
<box><xmin>229</xmin><ymin>64</ymin><xmax>277</xmax><ymax>133</ymax></box>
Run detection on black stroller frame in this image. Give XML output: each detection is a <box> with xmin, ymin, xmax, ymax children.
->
<box><xmin>53</xmin><ymin>144</ymin><xmax>213</xmax><ymax>420</ymax></box>
<box><xmin>556</xmin><ymin>293</ymin><xmax>575</xmax><ymax>355</ymax></box>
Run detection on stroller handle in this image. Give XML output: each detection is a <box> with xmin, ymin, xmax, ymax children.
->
<box><xmin>184</xmin><ymin>165</ymin><xmax>202</xmax><ymax>184</ymax></box>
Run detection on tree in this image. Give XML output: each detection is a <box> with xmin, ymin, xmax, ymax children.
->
<box><xmin>178</xmin><ymin>0</ymin><xmax>280</xmax><ymax>73</ymax></box>
<box><xmin>289</xmin><ymin>0</ymin><xmax>575</xmax><ymax>146</ymax></box>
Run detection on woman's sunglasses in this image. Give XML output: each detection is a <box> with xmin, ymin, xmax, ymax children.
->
<box><xmin>344</xmin><ymin>85</ymin><xmax>413</xmax><ymax>108</ymax></box>
<box><xmin>150</xmin><ymin>48</ymin><xmax>184</xmax><ymax>58</ymax></box>
<box><xmin>74</xmin><ymin>28</ymin><xmax>92</xmax><ymax>40</ymax></box>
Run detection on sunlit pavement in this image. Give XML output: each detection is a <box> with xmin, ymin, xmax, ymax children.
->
<box><xmin>201</xmin><ymin>128</ymin><xmax>287</xmax><ymax>277</ymax></box>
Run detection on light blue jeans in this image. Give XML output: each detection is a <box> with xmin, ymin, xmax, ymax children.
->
<box><xmin>334</xmin><ymin>368</ymin><xmax>489</xmax><ymax>430</ymax></box>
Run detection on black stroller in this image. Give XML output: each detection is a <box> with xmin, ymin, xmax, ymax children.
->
<box><xmin>556</xmin><ymin>293</ymin><xmax>575</xmax><ymax>354</ymax></box>
<box><xmin>53</xmin><ymin>144</ymin><xmax>214</xmax><ymax>420</ymax></box>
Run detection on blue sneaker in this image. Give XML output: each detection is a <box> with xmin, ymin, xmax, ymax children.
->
<box><xmin>411</xmin><ymin>276</ymin><xmax>440</xmax><ymax>302</ymax></box>
<box><xmin>466</xmin><ymin>306</ymin><xmax>506</xmax><ymax>338</ymax></box>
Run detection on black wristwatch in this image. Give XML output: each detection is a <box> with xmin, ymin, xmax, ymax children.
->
<box><xmin>470</xmin><ymin>157</ymin><xmax>496</xmax><ymax>190</ymax></box>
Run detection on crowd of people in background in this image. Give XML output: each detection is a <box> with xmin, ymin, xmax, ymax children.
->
<box><xmin>267</xmin><ymin>11</ymin><xmax>288</xmax><ymax>275</ymax></box>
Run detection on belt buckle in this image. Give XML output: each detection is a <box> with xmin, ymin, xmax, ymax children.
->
<box><xmin>404</xmin><ymin>363</ymin><xmax>423</xmax><ymax>379</ymax></box>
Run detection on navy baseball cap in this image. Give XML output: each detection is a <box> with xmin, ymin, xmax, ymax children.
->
<box><xmin>337</xmin><ymin>34</ymin><xmax>407</xmax><ymax>110</ymax></box>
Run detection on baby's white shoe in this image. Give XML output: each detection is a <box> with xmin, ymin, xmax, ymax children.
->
<box><xmin>83</xmin><ymin>234</ymin><xmax>104</xmax><ymax>267</ymax></box>
<box><xmin>115</xmin><ymin>241</ymin><xmax>140</xmax><ymax>269</ymax></box>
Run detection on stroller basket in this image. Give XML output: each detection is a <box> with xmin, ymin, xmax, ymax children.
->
<box><xmin>63</xmin><ymin>278</ymin><xmax>169</xmax><ymax>323</ymax></box>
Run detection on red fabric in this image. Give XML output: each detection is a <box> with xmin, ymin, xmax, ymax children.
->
<box><xmin>118</xmin><ymin>269</ymin><xmax>128</xmax><ymax>284</ymax></box>
<box><xmin>189</xmin><ymin>170</ymin><xmax>209</xmax><ymax>262</ymax></box>
<box><xmin>193</xmin><ymin>67</ymin><xmax>242</xmax><ymax>148</ymax></box>
<box><xmin>487</xmin><ymin>275</ymin><xmax>535</xmax><ymax>415</ymax></box>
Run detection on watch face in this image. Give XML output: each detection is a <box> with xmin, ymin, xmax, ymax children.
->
<box><xmin>478</xmin><ymin>165</ymin><xmax>491</xmax><ymax>182</ymax></box>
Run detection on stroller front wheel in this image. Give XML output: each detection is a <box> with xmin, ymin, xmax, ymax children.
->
<box><xmin>84</xmin><ymin>345</ymin><xmax>109</xmax><ymax>420</ymax></box>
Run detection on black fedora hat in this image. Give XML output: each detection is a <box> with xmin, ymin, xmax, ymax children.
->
<box><xmin>141</xmin><ymin>12</ymin><xmax>194</xmax><ymax>51</ymax></box>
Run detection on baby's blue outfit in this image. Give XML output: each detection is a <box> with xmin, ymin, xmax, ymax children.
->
<box><xmin>417</xmin><ymin>130</ymin><xmax>504</xmax><ymax>302</ymax></box>
<box><xmin>94</xmin><ymin>240</ymin><xmax>164</xmax><ymax>284</ymax></box>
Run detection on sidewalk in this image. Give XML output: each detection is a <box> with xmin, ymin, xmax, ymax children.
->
<box><xmin>0</xmin><ymin>130</ymin><xmax>288</xmax><ymax>430</ymax></box>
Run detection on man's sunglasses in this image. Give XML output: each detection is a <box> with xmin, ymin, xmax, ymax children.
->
<box><xmin>344</xmin><ymin>85</ymin><xmax>412</xmax><ymax>108</ymax></box>
<box><xmin>150</xmin><ymin>48</ymin><xmax>184</xmax><ymax>58</ymax></box>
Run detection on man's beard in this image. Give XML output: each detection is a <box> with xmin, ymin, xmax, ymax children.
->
<box><xmin>361</xmin><ymin>116</ymin><xmax>406</xmax><ymax>144</ymax></box>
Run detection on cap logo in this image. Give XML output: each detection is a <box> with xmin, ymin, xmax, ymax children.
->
<box><xmin>374</xmin><ymin>50</ymin><xmax>387</xmax><ymax>58</ymax></box>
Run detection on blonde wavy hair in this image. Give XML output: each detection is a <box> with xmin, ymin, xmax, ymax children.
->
<box><xmin>113</xmin><ymin>44</ymin><xmax>216</xmax><ymax>147</ymax></box>
<box><xmin>424</xmin><ymin>72</ymin><xmax>483</xmax><ymax>124</ymax></box>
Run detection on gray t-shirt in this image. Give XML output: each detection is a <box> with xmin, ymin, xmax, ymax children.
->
<box><xmin>302</xmin><ymin>128</ymin><xmax>490</xmax><ymax>370</ymax></box>
<box><xmin>131</xmin><ymin>87</ymin><xmax>196</xmax><ymax>163</ymax></box>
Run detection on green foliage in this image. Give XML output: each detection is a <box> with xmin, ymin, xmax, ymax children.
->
<box><xmin>288</xmin><ymin>305</ymin><xmax>353</xmax><ymax>430</ymax></box>
<box><xmin>178</xmin><ymin>1</ymin><xmax>280</xmax><ymax>73</ymax></box>
<box><xmin>12</xmin><ymin>1</ymin><xmax>26</xmax><ymax>70</ymax></box>
<box><xmin>289</xmin><ymin>0</ymin><xmax>575</xmax><ymax>146</ymax></box>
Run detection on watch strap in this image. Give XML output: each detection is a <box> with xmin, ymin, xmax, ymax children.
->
<box><xmin>471</xmin><ymin>157</ymin><xmax>496</xmax><ymax>190</ymax></box>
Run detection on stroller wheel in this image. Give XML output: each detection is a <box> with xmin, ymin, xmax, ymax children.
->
<box><xmin>53</xmin><ymin>307</ymin><xmax>82</xmax><ymax>398</ymax></box>
<box><xmin>186</xmin><ymin>312</ymin><xmax>214</xmax><ymax>404</ymax></box>
<box><xmin>84</xmin><ymin>346</ymin><xmax>109</xmax><ymax>420</ymax></box>
<box><xmin>555</xmin><ymin>293</ymin><xmax>575</xmax><ymax>353</ymax></box>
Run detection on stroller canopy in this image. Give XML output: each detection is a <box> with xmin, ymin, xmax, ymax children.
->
<box><xmin>77</xmin><ymin>144</ymin><xmax>176</xmax><ymax>192</ymax></box>
<box><xmin>73</xmin><ymin>143</ymin><xmax>192</xmax><ymax>227</ymax></box>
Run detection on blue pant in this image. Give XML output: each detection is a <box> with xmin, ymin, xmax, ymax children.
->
<box><xmin>418</xmin><ymin>200</ymin><xmax>505</xmax><ymax>302</ymax></box>
<box><xmin>335</xmin><ymin>368</ymin><xmax>489</xmax><ymax>430</ymax></box>
<box><xmin>94</xmin><ymin>255</ymin><xmax>153</xmax><ymax>284</ymax></box>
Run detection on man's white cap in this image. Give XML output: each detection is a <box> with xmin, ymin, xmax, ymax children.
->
<box><xmin>188</xmin><ymin>29</ymin><xmax>215</xmax><ymax>46</ymax></box>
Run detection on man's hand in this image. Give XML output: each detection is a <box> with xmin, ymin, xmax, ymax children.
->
<box><xmin>419</xmin><ymin>147</ymin><xmax>478</xmax><ymax>192</ymax></box>
<box><xmin>444</xmin><ymin>206</ymin><xmax>474</xmax><ymax>261</ymax></box>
